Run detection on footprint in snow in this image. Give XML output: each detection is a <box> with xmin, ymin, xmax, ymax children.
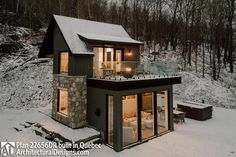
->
<box><xmin>13</xmin><ymin>127</ymin><xmax>22</xmax><ymax>132</ymax></box>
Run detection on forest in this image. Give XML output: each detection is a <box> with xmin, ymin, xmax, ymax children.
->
<box><xmin>1</xmin><ymin>0</ymin><xmax>236</xmax><ymax>80</ymax></box>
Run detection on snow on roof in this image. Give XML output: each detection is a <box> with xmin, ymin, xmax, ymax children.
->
<box><xmin>53</xmin><ymin>15</ymin><xmax>142</xmax><ymax>55</ymax></box>
<box><xmin>78</xmin><ymin>33</ymin><xmax>143</xmax><ymax>45</ymax></box>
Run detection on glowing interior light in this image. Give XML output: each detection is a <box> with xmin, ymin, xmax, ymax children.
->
<box><xmin>106</xmin><ymin>48</ymin><xmax>113</xmax><ymax>52</ymax></box>
<box><xmin>125</xmin><ymin>67</ymin><xmax>132</xmax><ymax>72</ymax></box>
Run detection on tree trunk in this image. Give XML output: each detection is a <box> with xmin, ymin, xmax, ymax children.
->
<box><xmin>224</xmin><ymin>25</ymin><xmax>229</xmax><ymax>67</ymax></box>
<box><xmin>202</xmin><ymin>42</ymin><xmax>205</xmax><ymax>78</ymax></box>
<box><xmin>195</xmin><ymin>44</ymin><xmax>198</xmax><ymax>73</ymax></box>
<box><xmin>16</xmin><ymin>0</ymin><xmax>20</xmax><ymax>14</ymax></box>
<box><xmin>227</xmin><ymin>0</ymin><xmax>235</xmax><ymax>73</ymax></box>
<box><xmin>228</xmin><ymin>17</ymin><xmax>234</xmax><ymax>73</ymax></box>
<box><xmin>212</xmin><ymin>34</ymin><xmax>217</xmax><ymax>80</ymax></box>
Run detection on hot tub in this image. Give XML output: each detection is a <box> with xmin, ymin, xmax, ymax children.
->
<box><xmin>177</xmin><ymin>101</ymin><xmax>213</xmax><ymax>121</ymax></box>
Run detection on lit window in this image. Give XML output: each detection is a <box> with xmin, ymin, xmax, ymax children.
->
<box><xmin>60</xmin><ymin>52</ymin><xmax>69</xmax><ymax>74</ymax></box>
<box><xmin>58</xmin><ymin>89</ymin><xmax>68</xmax><ymax>115</ymax></box>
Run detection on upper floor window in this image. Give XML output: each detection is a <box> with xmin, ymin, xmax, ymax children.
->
<box><xmin>60</xmin><ymin>52</ymin><xmax>69</xmax><ymax>74</ymax></box>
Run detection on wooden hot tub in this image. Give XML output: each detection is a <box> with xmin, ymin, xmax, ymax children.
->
<box><xmin>177</xmin><ymin>101</ymin><xmax>213</xmax><ymax>121</ymax></box>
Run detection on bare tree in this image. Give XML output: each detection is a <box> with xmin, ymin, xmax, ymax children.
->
<box><xmin>226</xmin><ymin>0</ymin><xmax>235</xmax><ymax>73</ymax></box>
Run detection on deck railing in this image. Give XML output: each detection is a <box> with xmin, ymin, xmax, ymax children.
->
<box><xmin>93</xmin><ymin>60</ymin><xmax>180</xmax><ymax>80</ymax></box>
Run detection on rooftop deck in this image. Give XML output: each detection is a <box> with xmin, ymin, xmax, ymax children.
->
<box><xmin>87</xmin><ymin>74</ymin><xmax>181</xmax><ymax>91</ymax></box>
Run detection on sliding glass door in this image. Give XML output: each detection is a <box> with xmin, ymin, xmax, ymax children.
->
<box><xmin>93</xmin><ymin>47</ymin><xmax>124</xmax><ymax>77</ymax></box>
<box><xmin>107</xmin><ymin>90</ymin><xmax>170</xmax><ymax>148</ymax></box>
<box><xmin>141</xmin><ymin>93</ymin><xmax>155</xmax><ymax>140</ymax></box>
<box><xmin>156</xmin><ymin>91</ymin><xmax>169</xmax><ymax>134</ymax></box>
<box><xmin>108</xmin><ymin>96</ymin><xmax>114</xmax><ymax>146</ymax></box>
<box><xmin>122</xmin><ymin>95</ymin><xmax>138</xmax><ymax>146</ymax></box>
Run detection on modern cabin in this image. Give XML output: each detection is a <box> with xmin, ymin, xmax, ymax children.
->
<box><xmin>39</xmin><ymin>15</ymin><xmax>181</xmax><ymax>152</ymax></box>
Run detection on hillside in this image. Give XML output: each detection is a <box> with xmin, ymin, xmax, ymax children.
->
<box><xmin>0</xmin><ymin>22</ymin><xmax>52</xmax><ymax>111</ymax></box>
<box><xmin>0</xmin><ymin>13</ymin><xmax>236</xmax><ymax>111</ymax></box>
<box><xmin>141</xmin><ymin>47</ymin><xmax>236</xmax><ymax>109</ymax></box>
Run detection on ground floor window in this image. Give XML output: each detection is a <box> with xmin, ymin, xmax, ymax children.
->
<box><xmin>58</xmin><ymin>89</ymin><xmax>68</xmax><ymax>115</ymax></box>
<box><xmin>108</xmin><ymin>95</ymin><xmax>114</xmax><ymax>146</ymax></box>
<box><xmin>120</xmin><ymin>91</ymin><xmax>169</xmax><ymax>147</ymax></box>
<box><xmin>156</xmin><ymin>90</ymin><xmax>169</xmax><ymax>134</ymax></box>
<box><xmin>141</xmin><ymin>93</ymin><xmax>155</xmax><ymax>139</ymax></box>
<box><xmin>122</xmin><ymin>95</ymin><xmax>138</xmax><ymax>146</ymax></box>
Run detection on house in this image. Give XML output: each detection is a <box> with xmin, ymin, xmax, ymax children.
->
<box><xmin>39</xmin><ymin>15</ymin><xmax>181</xmax><ymax>152</ymax></box>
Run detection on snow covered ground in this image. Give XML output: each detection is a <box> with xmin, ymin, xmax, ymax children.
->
<box><xmin>90</xmin><ymin>107</ymin><xmax>236</xmax><ymax>157</ymax></box>
<box><xmin>0</xmin><ymin>105</ymin><xmax>99</xmax><ymax>144</ymax></box>
<box><xmin>0</xmin><ymin>104</ymin><xmax>235</xmax><ymax>157</ymax></box>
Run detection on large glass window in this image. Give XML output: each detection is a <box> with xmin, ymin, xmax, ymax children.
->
<box><xmin>122</xmin><ymin>95</ymin><xmax>138</xmax><ymax>146</ymax></box>
<box><xmin>156</xmin><ymin>90</ymin><xmax>169</xmax><ymax>134</ymax></box>
<box><xmin>60</xmin><ymin>52</ymin><xmax>69</xmax><ymax>74</ymax></box>
<box><xmin>58</xmin><ymin>89</ymin><xmax>68</xmax><ymax>115</ymax></box>
<box><xmin>108</xmin><ymin>96</ymin><xmax>114</xmax><ymax>146</ymax></box>
<box><xmin>93</xmin><ymin>47</ymin><xmax>123</xmax><ymax>77</ymax></box>
<box><xmin>141</xmin><ymin>93</ymin><xmax>154</xmax><ymax>139</ymax></box>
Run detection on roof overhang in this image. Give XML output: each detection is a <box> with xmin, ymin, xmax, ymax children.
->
<box><xmin>78</xmin><ymin>33</ymin><xmax>143</xmax><ymax>46</ymax></box>
<box><xmin>87</xmin><ymin>76</ymin><xmax>181</xmax><ymax>91</ymax></box>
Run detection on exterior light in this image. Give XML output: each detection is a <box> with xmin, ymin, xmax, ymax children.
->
<box><xmin>125</xmin><ymin>67</ymin><xmax>132</xmax><ymax>72</ymax></box>
<box><xmin>123</xmin><ymin>67</ymin><xmax>134</xmax><ymax>78</ymax></box>
<box><xmin>126</xmin><ymin>49</ymin><xmax>133</xmax><ymax>57</ymax></box>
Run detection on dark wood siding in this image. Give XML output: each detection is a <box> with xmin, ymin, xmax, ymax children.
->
<box><xmin>124</xmin><ymin>46</ymin><xmax>140</xmax><ymax>61</ymax></box>
<box><xmin>53</xmin><ymin>25</ymin><xmax>70</xmax><ymax>74</ymax></box>
<box><xmin>69</xmin><ymin>55</ymin><xmax>93</xmax><ymax>76</ymax></box>
<box><xmin>53</xmin><ymin>24</ymin><xmax>93</xmax><ymax>76</ymax></box>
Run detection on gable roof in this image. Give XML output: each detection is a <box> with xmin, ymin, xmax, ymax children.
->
<box><xmin>39</xmin><ymin>15</ymin><xmax>143</xmax><ymax>57</ymax></box>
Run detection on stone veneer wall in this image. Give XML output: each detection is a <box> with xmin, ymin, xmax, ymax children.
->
<box><xmin>52</xmin><ymin>74</ymin><xmax>87</xmax><ymax>128</ymax></box>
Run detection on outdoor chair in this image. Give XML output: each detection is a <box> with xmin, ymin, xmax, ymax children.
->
<box><xmin>176</xmin><ymin>107</ymin><xmax>183</xmax><ymax>112</ymax></box>
<box><xmin>174</xmin><ymin>112</ymin><xmax>186</xmax><ymax>124</ymax></box>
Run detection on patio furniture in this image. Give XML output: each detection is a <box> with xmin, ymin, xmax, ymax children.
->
<box><xmin>130</xmin><ymin>120</ymin><xmax>145</xmax><ymax>131</ymax></box>
<box><xmin>177</xmin><ymin>101</ymin><xmax>212</xmax><ymax>121</ymax></box>
<box><xmin>173</xmin><ymin>110</ymin><xmax>186</xmax><ymax>124</ymax></box>
<box><xmin>123</xmin><ymin>117</ymin><xmax>137</xmax><ymax>127</ymax></box>
<box><xmin>143</xmin><ymin>119</ymin><xmax>154</xmax><ymax>129</ymax></box>
<box><xmin>102</xmin><ymin>68</ymin><xmax>114</xmax><ymax>77</ymax></box>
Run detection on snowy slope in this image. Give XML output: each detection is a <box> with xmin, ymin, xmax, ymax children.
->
<box><xmin>141</xmin><ymin>45</ymin><xmax>236</xmax><ymax>109</ymax></box>
<box><xmin>174</xmin><ymin>72</ymin><xmax>236</xmax><ymax>109</ymax></box>
<box><xmin>0</xmin><ymin>25</ymin><xmax>52</xmax><ymax>111</ymax></box>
